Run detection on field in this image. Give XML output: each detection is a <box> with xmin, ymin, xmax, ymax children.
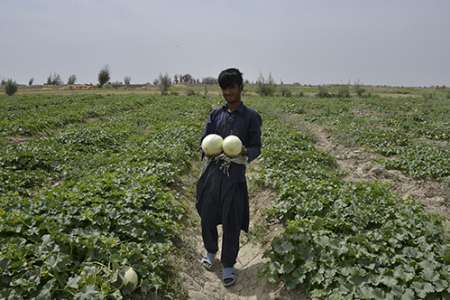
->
<box><xmin>0</xmin><ymin>89</ymin><xmax>449</xmax><ymax>299</ymax></box>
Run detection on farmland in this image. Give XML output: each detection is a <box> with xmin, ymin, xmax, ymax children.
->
<box><xmin>1</xmin><ymin>90</ymin><xmax>449</xmax><ymax>299</ymax></box>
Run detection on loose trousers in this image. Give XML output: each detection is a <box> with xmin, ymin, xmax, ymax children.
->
<box><xmin>196</xmin><ymin>160</ymin><xmax>249</xmax><ymax>268</ymax></box>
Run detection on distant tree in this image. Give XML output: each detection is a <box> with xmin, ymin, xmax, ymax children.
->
<box><xmin>316</xmin><ymin>85</ymin><xmax>331</xmax><ymax>98</ymax></box>
<box><xmin>0</xmin><ymin>79</ymin><xmax>5</xmax><ymax>87</ymax></box>
<box><xmin>4</xmin><ymin>79</ymin><xmax>18</xmax><ymax>96</ymax></box>
<box><xmin>158</xmin><ymin>73</ymin><xmax>171</xmax><ymax>95</ymax></box>
<box><xmin>256</xmin><ymin>73</ymin><xmax>276</xmax><ymax>96</ymax></box>
<box><xmin>153</xmin><ymin>79</ymin><xmax>159</xmax><ymax>86</ymax></box>
<box><xmin>28</xmin><ymin>78</ymin><xmax>34</xmax><ymax>86</ymax></box>
<box><xmin>337</xmin><ymin>85</ymin><xmax>351</xmax><ymax>98</ymax></box>
<box><xmin>174</xmin><ymin>75</ymin><xmax>178</xmax><ymax>84</ymax></box>
<box><xmin>280</xmin><ymin>82</ymin><xmax>292</xmax><ymax>97</ymax></box>
<box><xmin>181</xmin><ymin>74</ymin><xmax>193</xmax><ymax>84</ymax></box>
<box><xmin>67</xmin><ymin>74</ymin><xmax>77</xmax><ymax>85</ymax></box>
<box><xmin>98</xmin><ymin>65</ymin><xmax>110</xmax><ymax>87</ymax></box>
<box><xmin>354</xmin><ymin>80</ymin><xmax>365</xmax><ymax>97</ymax></box>
<box><xmin>124</xmin><ymin>76</ymin><xmax>131</xmax><ymax>86</ymax></box>
<box><xmin>202</xmin><ymin>77</ymin><xmax>217</xmax><ymax>85</ymax></box>
<box><xmin>47</xmin><ymin>73</ymin><xmax>63</xmax><ymax>85</ymax></box>
<box><xmin>111</xmin><ymin>81</ymin><xmax>122</xmax><ymax>89</ymax></box>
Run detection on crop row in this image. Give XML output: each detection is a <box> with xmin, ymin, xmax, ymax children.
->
<box><xmin>280</xmin><ymin>96</ymin><xmax>449</xmax><ymax>180</ymax></box>
<box><xmin>1</xmin><ymin>95</ymin><xmax>208</xmax><ymax>299</ymax></box>
<box><xmin>249</xmin><ymin>102</ymin><xmax>450</xmax><ymax>299</ymax></box>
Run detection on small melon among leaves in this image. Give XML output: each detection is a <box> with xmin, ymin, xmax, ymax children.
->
<box><xmin>201</xmin><ymin>134</ymin><xmax>223</xmax><ymax>156</ymax></box>
<box><xmin>223</xmin><ymin>135</ymin><xmax>242</xmax><ymax>157</ymax></box>
<box><xmin>121</xmin><ymin>266</ymin><xmax>138</xmax><ymax>290</ymax></box>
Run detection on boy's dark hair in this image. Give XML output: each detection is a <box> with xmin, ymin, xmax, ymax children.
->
<box><xmin>218</xmin><ymin>68</ymin><xmax>244</xmax><ymax>90</ymax></box>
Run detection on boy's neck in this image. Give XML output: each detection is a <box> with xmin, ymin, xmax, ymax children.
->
<box><xmin>227</xmin><ymin>100</ymin><xmax>242</xmax><ymax>112</ymax></box>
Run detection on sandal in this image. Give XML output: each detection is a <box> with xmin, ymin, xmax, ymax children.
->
<box><xmin>223</xmin><ymin>267</ymin><xmax>237</xmax><ymax>287</ymax></box>
<box><xmin>200</xmin><ymin>255</ymin><xmax>215</xmax><ymax>271</ymax></box>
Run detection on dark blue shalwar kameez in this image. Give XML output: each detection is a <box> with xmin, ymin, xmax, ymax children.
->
<box><xmin>196</xmin><ymin>101</ymin><xmax>262</xmax><ymax>268</ymax></box>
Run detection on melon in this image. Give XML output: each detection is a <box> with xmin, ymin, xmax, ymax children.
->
<box><xmin>201</xmin><ymin>134</ymin><xmax>223</xmax><ymax>156</ymax></box>
<box><xmin>122</xmin><ymin>266</ymin><xmax>138</xmax><ymax>289</ymax></box>
<box><xmin>223</xmin><ymin>135</ymin><xmax>242</xmax><ymax>157</ymax></box>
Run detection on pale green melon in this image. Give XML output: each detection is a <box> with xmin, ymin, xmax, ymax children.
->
<box><xmin>201</xmin><ymin>134</ymin><xmax>223</xmax><ymax>156</ymax></box>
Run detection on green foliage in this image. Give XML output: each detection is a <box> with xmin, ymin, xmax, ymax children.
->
<box><xmin>4</xmin><ymin>79</ymin><xmax>18</xmax><ymax>96</ymax></box>
<box><xmin>278</xmin><ymin>96</ymin><xmax>450</xmax><ymax>180</ymax></box>
<box><xmin>158</xmin><ymin>73</ymin><xmax>171</xmax><ymax>95</ymax></box>
<box><xmin>354</xmin><ymin>81</ymin><xmax>365</xmax><ymax>97</ymax></box>
<box><xmin>254</xmin><ymin>116</ymin><xmax>450</xmax><ymax>299</ymax></box>
<box><xmin>0</xmin><ymin>94</ymin><xmax>209</xmax><ymax>298</ymax></box>
<box><xmin>98</xmin><ymin>66</ymin><xmax>110</xmax><ymax>87</ymax></box>
<box><xmin>67</xmin><ymin>74</ymin><xmax>77</xmax><ymax>85</ymax></box>
<box><xmin>47</xmin><ymin>73</ymin><xmax>63</xmax><ymax>85</ymax></box>
<box><xmin>316</xmin><ymin>85</ymin><xmax>331</xmax><ymax>98</ymax></box>
<box><xmin>256</xmin><ymin>74</ymin><xmax>276</xmax><ymax>96</ymax></box>
<box><xmin>337</xmin><ymin>85</ymin><xmax>351</xmax><ymax>98</ymax></box>
<box><xmin>28</xmin><ymin>78</ymin><xmax>34</xmax><ymax>86</ymax></box>
<box><xmin>185</xmin><ymin>88</ymin><xmax>197</xmax><ymax>96</ymax></box>
<box><xmin>280</xmin><ymin>84</ymin><xmax>292</xmax><ymax>97</ymax></box>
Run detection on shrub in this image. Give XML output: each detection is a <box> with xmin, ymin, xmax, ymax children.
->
<box><xmin>111</xmin><ymin>81</ymin><xmax>122</xmax><ymax>89</ymax></box>
<box><xmin>98</xmin><ymin>66</ymin><xmax>110</xmax><ymax>87</ymax></box>
<box><xmin>280</xmin><ymin>85</ymin><xmax>292</xmax><ymax>97</ymax></box>
<box><xmin>124</xmin><ymin>76</ymin><xmax>131</xmax><ymax>86</ymax></box>
<box><xmin>202</xmin><ymin>77</ymin><xmax>217</xmax><ymax>85</ymax></box>
<box><xmin>354</xmin><ymin>81</ymin><xmax>365</xmax><ymax>97</ymax></box>
<box><xmin>256</xmin><ymin>73</ymin><xmax>276</xmax><ymax>96</ymax></box>
<box><xmin>4</xmin><ymin>79</ymin><xmax>18</xmax><ymax>96</ymax></box>
<box><xmin>158</xmin><ymin>73</ymin><xmax>171</xmax><ymax>95</ymax></box>
<box><xmin>316</xmin><ymin>85</ymin><xmax>331</xmax><ymax>98</ymax></box>
<box><xmin>337</xmin><ymin>85</ymin><xmax>351</xmax><ymax>98</ymax></box>
<box><xmin>67</xmin><ymin>74</ymin><xmax>77</xmax><ymax>85</ymax></box>
<box><xmin>185</xmin><ymin>88</ymin><xmax>197</xmax><ymax>96</ymax></box>
<box><xmin>46</xmin><ymin>73</ymin><xmax>63</xmax><ymax>85</ymax></box>
<box><xmin>28</xmin><ymin>78</ymin><xmax>34</xmax><ymax>86</ymax></box>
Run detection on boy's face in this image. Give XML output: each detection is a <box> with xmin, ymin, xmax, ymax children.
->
<box><xmin>221</xmin><ymin>84</ymin><xmax>241</xmax><ymax>104</ymax></box>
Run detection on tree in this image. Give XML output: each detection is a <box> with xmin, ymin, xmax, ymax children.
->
<box><xmin>256</xmin><ymin>73</ymin><xmax>276</xmax><ymax>96</ymax></box>
<box><xmin>181</xmin><ymin>74</ymin><xmax>193</xmax><ymax>84</ymax></box>
<box><xmin>124</xmin><ymin>76</ymin><xmax>131</xmax><ymax>86</ymax></box>
<box><xmin>98</xmin><ymin>65</ymin><xmax>110</xmax><ymax>87</ymax></box>
<box><xmin>202</xmin><ymin>77</ymin><xmax>217</xmax><ymax>85</ymax></box>
<box><xmin>67</xmin><ymin>74</ymin><xmax>77</xmax><ymax>85</ymax></box>
<box><xmin>174</xmin><ymin>75</ymin><xmax>178</xmax><ymax>84</ymax></box>
<box><xmin>28</xmin><ymin>78</ymin><xmax>34</xmax><ymax>86</ymax></box>
<box><xmin>354</xmin><ymin>80</ymin><xmax>365</xmax><ymax>97</ymax></box>
<box><xmin>337</xmin><ymin>85</ymin><xmax>351</xmax><ymax>98</ymax></box>
<box><xmin>4</xmin><ymin>79</ymin><xmax>18</xmax><ymax>96</ymax></box>
<box><xmin>316</xmin><ymin>85</ymin><xmax>331</xmax><ymax>98</ymax></box>
<box><xmin>46</xmin><ymin>73</ymin><xmax>62</xmax><ymax>85</ymax></box>
<box><xmin>158</xmin><ymin>73</ymin><xmax>171</xmax><ymax>95</ymax></box>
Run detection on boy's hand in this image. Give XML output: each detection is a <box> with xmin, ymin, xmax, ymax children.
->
<box><xmin>240</xmin><ymin>146</ymin><xmax>248</xmax><ymax>156</ymax></box>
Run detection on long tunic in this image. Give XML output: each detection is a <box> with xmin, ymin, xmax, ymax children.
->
<box><xmin>196</xmin><ymin>101</ymin><xmax>262</xmax><ymax>233</ymax></box>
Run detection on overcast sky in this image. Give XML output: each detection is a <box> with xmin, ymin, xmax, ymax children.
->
<box><xmin>1</xmin><ymin>0</ymin><xmax>449</xmax><ymax>86</ymax></box>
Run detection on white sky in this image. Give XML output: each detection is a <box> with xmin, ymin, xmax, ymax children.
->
<box><xmin>1</xmin><ymin>0</ymin><xmax>450</xmax><ymax>86</ymax></box>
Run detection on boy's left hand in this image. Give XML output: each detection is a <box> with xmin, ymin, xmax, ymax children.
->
<box><xmin>240</xmin><ymin>146</ymin><xmax>248</xmax><ymax>156</ymax></box>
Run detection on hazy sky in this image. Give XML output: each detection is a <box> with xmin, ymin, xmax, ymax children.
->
<box><xmin>1</xmin><ymin>0</ymin><xmax>450</xmax><ymax>86</ymax></box>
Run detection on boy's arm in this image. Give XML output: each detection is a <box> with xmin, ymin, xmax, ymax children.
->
<box><xmin>244</xmin><ymin>112</ymin><xmax>262</xmax><ymax>163</ymax></box>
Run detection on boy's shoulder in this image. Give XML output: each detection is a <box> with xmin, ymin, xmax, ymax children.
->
<box><xmin>243</xmin><ymin>105</ymin><xmax>262</xmax><ymax>122</ymax></box>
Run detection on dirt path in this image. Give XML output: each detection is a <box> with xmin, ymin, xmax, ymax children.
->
<box><xmin>178</xmin><ymin>160</ymin><xmax>308</xmax><ymax>300</ymax></box>
<box><xmin>283</xmin><ymin>113</ymin><xmax>450</xmax><ymax>224</ymax></box>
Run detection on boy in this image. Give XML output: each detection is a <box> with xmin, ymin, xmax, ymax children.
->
<box><xmin>196</xmin><ymin>68</ymin><xmax>262</xmax><ymax>287</ymax></box>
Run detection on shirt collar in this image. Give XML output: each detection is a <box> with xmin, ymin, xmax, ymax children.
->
<box><xmin>223</xmin><ymin>101</ymin><xmax>245</xmax><ymax>113</ymax></box>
